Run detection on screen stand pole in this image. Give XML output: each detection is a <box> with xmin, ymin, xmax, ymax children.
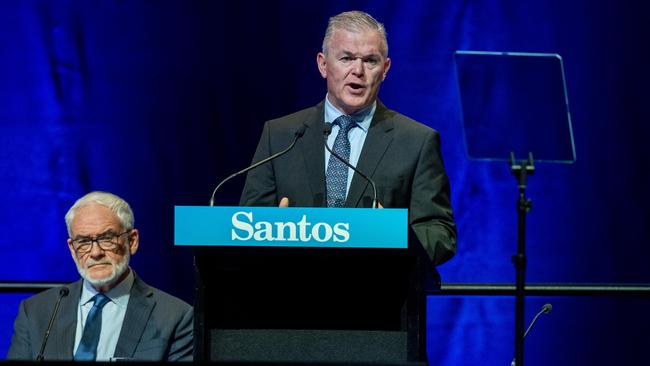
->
<box><xmin>510</xmin><ymin>151</ymin><xmax>534</xmax><ymax>366</ymax></box>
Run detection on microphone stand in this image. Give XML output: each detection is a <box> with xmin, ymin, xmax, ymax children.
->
<box><xmin>36</xmin><ymin>287</ymin><xmax>69</xmax><ymax>361</ymax></box>
<box><xmin>209</xmin><ymin>126</ymin><xmax>305</xmax><ymax>206</ymax></box>
<box><xmin>511</xmin><ymin>303</ymin><xmax>552</xmax><ymax>366</ymax></box>
<box><xmin>510</xmin><ymin>152</ymin><xmax>534</xmax><ymax>366</ymax></box>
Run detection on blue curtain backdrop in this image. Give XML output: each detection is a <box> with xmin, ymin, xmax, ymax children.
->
<box><xmin>1</xmin><ymin>0</ymin><xmax>649</xmax><ymax>364</ymax></box>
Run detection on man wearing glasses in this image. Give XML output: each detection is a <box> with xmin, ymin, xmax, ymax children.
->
<box><xmin>8</xmin><ymin>191</ymin><xmax>193</xmax><ymax>361</ymax></box>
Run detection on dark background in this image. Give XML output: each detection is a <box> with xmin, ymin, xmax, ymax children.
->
<box><xmin>1</xmin><ymin>0</ymin><xmax>649</xmax><ymax>364</ymax></box>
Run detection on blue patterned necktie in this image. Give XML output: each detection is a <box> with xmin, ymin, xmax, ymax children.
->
<box><xmin>326</xmin><ymin>115</ymin><xmax>357</xmax><ymax>207</ymax></box>
<box><xmin>74</xmin><ymin>293</ymin><xmax>110</xmax><ymax>361</ymax></box>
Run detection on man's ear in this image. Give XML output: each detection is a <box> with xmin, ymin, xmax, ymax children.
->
<box><xmin>67</xmin><ymin>238</ymin><xmax>77</xmax><ymax>261</ymax></box>
<box><xmin>317</xmin><ymin>52</ymin><xmax>327</xmax><ymax>79</ymax></box>
<box><xmin>128</xmin><ymin>229</ymin><xmax>139</xmax><ymax>255</ymax></box>
<box><xmin>382</xmin><ymin>57</ymin><xmax>391</xmax><ymax>81</ymax></box>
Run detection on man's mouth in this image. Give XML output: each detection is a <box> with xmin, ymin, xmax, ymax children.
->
<box><xmin>346</xmin><ymin>83</ymin><xmax>366</xmax><ymax>94</ymax></box>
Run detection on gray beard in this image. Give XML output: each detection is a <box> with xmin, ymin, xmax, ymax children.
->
<box><xmin>75</xmin><ymin>249</ymin><xmax>130</xmax><ymax>288</ymax></box>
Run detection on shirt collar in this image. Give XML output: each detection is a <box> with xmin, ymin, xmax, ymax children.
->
<box><xmin>324</xmin><ymin>95</ymin><xmax>376</xmax><ymax>132</ymax></box>
<box><xmin>80</xmin><ymin>268</ymin><xmax>134</xmax><ymax>309</ymax></box>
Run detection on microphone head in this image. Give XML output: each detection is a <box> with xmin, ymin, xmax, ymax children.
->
<box><xmin>295</xmin><ymin>125</ymin><xmax>306</xmax><ymax>138</ymax></box>
<box><xmin>542</xmin><ymin>303</ymin><xmax>552</xmax><ymax>314</ymax></box>
<box><xmin>323</xmin><ymin>122</ymin><xmax>333</xmax><ymax>137</ymax></box>
<box><xmin>59</xmin><ymin>287</ymin><xmax>70</xmax><ymax>297</ymax></box>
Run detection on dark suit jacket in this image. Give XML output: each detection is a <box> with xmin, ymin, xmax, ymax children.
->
<box><xmin>240</xmin><ymin>100</ymin><xmax>456</xmax><ymax>266</ymax></box>
<box><xmin>7</xmin><ymin>273</ymin><xmax>193</xmax><ymax>361</ymax></box>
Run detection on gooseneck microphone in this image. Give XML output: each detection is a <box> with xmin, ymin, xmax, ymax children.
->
<box><xmin>36</xmin><ymin>287</ymin><xmax>69</xmax><ymax>361</ymax></box>
<box><xmin>323</xmin><ymin>122</ymin><xmax>378</xmax><ymax>208</ymax></box>
<box><xmin>209</xmin><ymin>125</ymin><xmax>306</xmax><ymax>206</ymax></box>
<box><xmin>511</xmin><ymin>303</ymin><xmax>553</xmax><ymax>366</ymax></box>
<box><xmin>523</xmin><ymin>303</ymin><xmax>552</xmax><ymax>338</ymax></box>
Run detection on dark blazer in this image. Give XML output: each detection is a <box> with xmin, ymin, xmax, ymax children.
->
<box><xmin>240</xmin><ymin>100</ymin><xmax>456</xmax><ymax>266</ymax></box>
<box><xmin>7</xmin><ymin>273</ymin><xmax>193</xmax><ymax>361</ymax></box>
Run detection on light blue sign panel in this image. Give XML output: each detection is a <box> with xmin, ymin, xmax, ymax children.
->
<box><xmin>174</xmin><ymin>206</ymin><xmax>407</xmax><ymax>249</ymax></box>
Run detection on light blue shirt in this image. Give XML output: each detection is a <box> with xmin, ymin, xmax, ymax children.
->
<box><xmin>324</xmin><ymin>95</ymin><xmax>376</xmax><ymax>197</ymax></box>
<box><xmin>74</xmin><ymin>269</ymin><xmax>134</xmax><ymax>361</ymax></box>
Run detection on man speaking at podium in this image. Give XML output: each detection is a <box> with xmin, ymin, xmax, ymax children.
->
<box><xmin>8</xmin><ymin>191</ymin><xmax>193</xmax><ymax>361</ymax></box>
<box><xmin>232</xmin><ymin>11</ymin><xmax>456</xmax><ymax>336</ymax></box>
<box><xmin>240</xmin><ymin>10</ymin><xmax>456</xmax><ymax>267</ymax></box>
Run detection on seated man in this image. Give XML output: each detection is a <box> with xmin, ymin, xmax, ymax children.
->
<box><xmin>8</xmin><ymin>191</ymin><xmax>193</xmax><ymax>361</ymax></box>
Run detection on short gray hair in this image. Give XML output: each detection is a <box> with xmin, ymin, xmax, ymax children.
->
<box><xmin>65</xmin><ymin>191</ymin><xmax>134</xmax><ymax>237</ymax></box>
<box><xmin>322</xmin><ymin>11</ymin><xmax>388</xmax><ymax>57</ymax></box>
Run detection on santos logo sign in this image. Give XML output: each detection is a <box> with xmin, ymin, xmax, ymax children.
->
<box><xmin>231</xmin><ymin>211</ymin><xmax>350</xmax><ymax>243</ymax></box>
<box><xmin>173</xmin><ymin>205</ymin><xmax>407</xmax><ymax>249</ymax></box>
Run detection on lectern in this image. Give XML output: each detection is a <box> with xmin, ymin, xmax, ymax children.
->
<box><xmin>175</xmin><ymin>206</ymin><xmax>435</xmax><ymax>364</ymax></box>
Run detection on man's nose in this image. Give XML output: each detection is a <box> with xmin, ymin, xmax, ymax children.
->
<box><xmin>351</xmin><ymin>58</ymin><xmax>364</xmax><ymax>76</ymax></box>
<box><xmin>88</xmin><ymin>241</ymin><xmax>106</xmax><ymax>257</ymax></box>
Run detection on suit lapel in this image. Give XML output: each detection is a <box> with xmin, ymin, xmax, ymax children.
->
<box><xmin>300</xmin><ymin>102</ymin><xmax>327</xmax><ymax>207</ymax></box>
<box><xmin>113</xmin><ymin>274</ymin><xmax>154</xmax><ymax>359</ymax></box>
<box><xmin>346</xmin><ymin>102</ymin><xmax>395</xmax><ymax>208</ymax></box>
<box><xmin>49</xmin><ymin>280</ymin><xmax>82</xmax><ymax>359</ymax></box>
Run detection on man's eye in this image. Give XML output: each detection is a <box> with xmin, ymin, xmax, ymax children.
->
<box><xmin>365</xmin><ymin>58</ymin><xmax>379</xmax><ymax>65</ymax></box>
<box><xmin>340</xmin><ymin>56</ymin><xmax>352</xmax><ymax>62</ymax></box>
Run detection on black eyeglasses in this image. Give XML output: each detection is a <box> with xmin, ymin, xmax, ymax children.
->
<box><xmin>71</xmin><ymin>231</ymin><xmax>130</xmax><ymax>254</ymax></box>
